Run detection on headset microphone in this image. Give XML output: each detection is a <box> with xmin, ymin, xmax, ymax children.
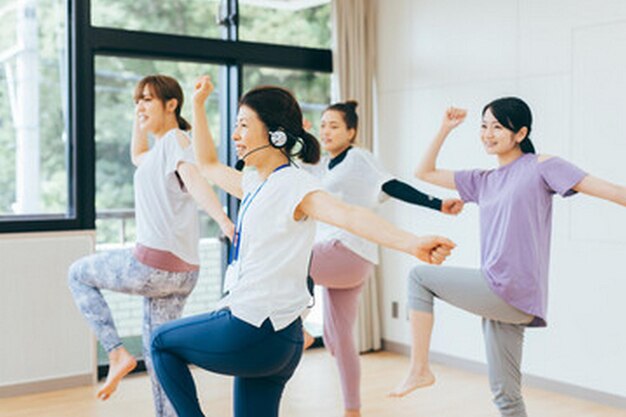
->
<box><xmin>234</xmin><ymin>144</ymin><xmax>272</xmax><ymax>171</ymax></box>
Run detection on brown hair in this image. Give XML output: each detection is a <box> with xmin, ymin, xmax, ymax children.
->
<box><xmin>239</xmin><ymin>86</ymin><xmax>321</xmax><ymax>164</ymax></box>
<box><xmin>134</xmin><ymin>75</ymin><xmax>191</xmax><ymax>131</ymax></box>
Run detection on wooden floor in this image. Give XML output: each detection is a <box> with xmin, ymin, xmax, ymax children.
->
<box><xmin>1</xmin><ymin>349</ymin><xmax>624</xmax><ymax>417</ymax></box>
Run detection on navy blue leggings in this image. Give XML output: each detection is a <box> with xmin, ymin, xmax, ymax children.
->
<box><xmin>150</xmin><ymin>309</ymin><xmax>303</xmax><ymax>417</ymax></box>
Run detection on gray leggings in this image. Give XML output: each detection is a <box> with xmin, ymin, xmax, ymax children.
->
<box><xmin>68</xmin><ymin>248</ymin><xmax>198</xmax><ymax>417</ymax></box>
<box><xmin>408</xmin><ymin>265</ymin><xmax>534</xmax><ymax>417</ymax></box>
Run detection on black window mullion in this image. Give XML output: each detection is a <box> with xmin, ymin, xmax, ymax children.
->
<box><xmin>90</xmin><ymin>28</ymin><xmax>331</xmax><ymax>73</ymax></box>
<box><xmin>72</xmin><ymin>0</ymin><xmax>96</xmax><ymax>231</ymax></box>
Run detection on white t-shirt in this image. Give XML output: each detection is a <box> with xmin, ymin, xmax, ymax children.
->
<box><xmin>133</xmin><ymin>129</ymin><xmax>200</xmax><ymax>265</ymax></box>
<box><xmin>311</xmin><ymin>147</ymin><xmax>393</xmax><ymax>264</ymax></box>
<box><xmin>217</xmin><ymin>165</ymin><xmax>322</xmax><ymax>330</ymax></box>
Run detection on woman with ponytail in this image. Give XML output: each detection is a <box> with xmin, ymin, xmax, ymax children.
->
<box><xmin>68</xmin><ymin>75</ymin><xmax>234</xmax><ymax>417</ymax></box>
<box><xmin>391</xmin><ymin>97</ymin><xmax>626</xmax><ymax>417</ymax></box>
<box><xmin>148</xmin><ymin>76</ymin><xmax>457</xmax><ymax>417</ymax></box>
<box><xmin>303</xmin><ymin>100</ymin><xmax>464</xmax><ymax>417</ymax></box>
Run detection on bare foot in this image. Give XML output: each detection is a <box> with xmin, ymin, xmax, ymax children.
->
<box><xmin>344</xmin><ymin>409</ymin><xmax>361</xmax><ymax>417</ymax></box>
<box><xmin>388</xmin><ymin>368</ymin><xmax>435</xmax><ymax>398</ymax></box>
<box><xmin>97</xmin><ymin>347</ymin><xmax>137</xmax><ymax>400</ymax></box>
<box><xmin>303</xmin><ymin>330</ymin><xmax>315</xmax><ymax>350</ymax></box>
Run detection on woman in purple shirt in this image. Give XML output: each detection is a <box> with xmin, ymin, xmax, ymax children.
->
<box><xmin>390</xmin><ymin>97</ymin><xmax>626</xmax><ymax>417</ymax></box>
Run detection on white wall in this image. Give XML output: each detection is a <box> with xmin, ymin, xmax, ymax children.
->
<box><xmin>0</xmin><ymin>232</ymin><xmax>95</xmax><ymax>391</ymax></box>
<box><xmin>375</xmin><ymin>0</ymin><xmax>626</xmax><ymax>398</ymax></box>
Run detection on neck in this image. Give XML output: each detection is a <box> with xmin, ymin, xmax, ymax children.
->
<box><xmin>254</xmin><ymin>151</ymin><xmax>290</xmax><ymax>179</ymax></box>
<box><xmin>497</xmin><ymin>147</ymin><xmax>524</xmax><ymax>167</ymax></box>
<box><xmin>328</xmin><ymin>143</ymin><xmax>352</xmax><ymax>159</ymax></box>
<box><xmin>153</xmin><ymin>118</ymin><xmax>179</xmax><ymax>140</ymax></box>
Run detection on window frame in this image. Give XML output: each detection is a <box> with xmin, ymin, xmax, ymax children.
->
<box><xmin>0</xmin><ymin>0</ymin><xmax>332</xmax><ymax>234</ymax></box>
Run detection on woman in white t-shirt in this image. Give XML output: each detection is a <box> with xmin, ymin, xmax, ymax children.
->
<box><xmin>67</xmin><ymin>75</ymin><xmax>233</xmax><ymax>417</ymax></box>
<box><xmin>303</xmin><ymin>101</ymin><xmax>464</xmax><ymax>417</ymax></box>
<box><xmin>149</xmin><ymin>77</ymin><xmax>457</xmax><ymax>417</ymax></box>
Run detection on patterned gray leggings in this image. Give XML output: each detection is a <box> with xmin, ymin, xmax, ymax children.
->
<box><xmin>68</xmin><ymin>248</ymin><xmax>198</xmax><ymax>417</ymax></box>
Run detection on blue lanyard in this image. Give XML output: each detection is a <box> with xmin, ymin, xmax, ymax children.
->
<box><xmin>229</xmin><ymin>164</ymin><xmax>290</xmax><ymax>264</ymax></box>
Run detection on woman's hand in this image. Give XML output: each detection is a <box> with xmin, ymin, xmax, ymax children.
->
<box><xmin>218</xmin><ymin>217</ymin><xmax>235</xmax><ymax>242</ymax></box>
<box><xmin>441</xmin><ymin>107</ymin><xmax>467</xmax><ymax>131</ymax></box>
<box><xmin>193</xmin><ymin>75</ymin><xmax>214</xmax><ymax>105</ymax></box>
<box><xmin>441</xmin><ymin>198</ymin><xmax>464</xmax><ymax>215</ymax></box>
<box><xmin>412</xmin><ymin>236</ymin><xmax>456</xmax><ymax>265</ymax></box>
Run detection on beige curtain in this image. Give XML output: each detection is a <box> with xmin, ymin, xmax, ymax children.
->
<box><xmin>332</xmin><ymin>0</ymin><xmax>381</xmax><ymax>352</ymax></box>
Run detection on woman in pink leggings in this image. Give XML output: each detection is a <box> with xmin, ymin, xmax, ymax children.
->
<box><xmin>306</xmin><ymin>101</ymin><xmax>464</xmax><ymax>417</ymax></box>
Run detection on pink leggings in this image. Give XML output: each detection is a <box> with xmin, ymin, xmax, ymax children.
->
<box><xmin>310</xmin><ymin>240</ymin><xmax>374</xmax><ymax>411</ymax></box>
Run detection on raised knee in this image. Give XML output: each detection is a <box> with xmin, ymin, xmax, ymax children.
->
<box><xmin>150</xmin><ymin>326</ymin><xmax>166</xmax><ymax>353</ymax></box>
<box><xmin>409</xmin><ymin>265</ymin><xmax>433</xmax><ymax>287</ymax></box>
<box><xmin>409</xmin><ymin>265</ymin><xmax>427</xmax><ymax>280</ymax></box>
<box><xmin>67</xmin><ymin>259</ymin><xmax>83</xmax><ymax>286</ymax></box>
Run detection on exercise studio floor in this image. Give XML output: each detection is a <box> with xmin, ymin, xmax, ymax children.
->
<box><xmin>1</xmin><ymin>350</ymin><xmax>624</xmax><ymax>417</ymax></box>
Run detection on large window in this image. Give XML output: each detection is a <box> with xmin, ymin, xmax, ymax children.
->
<box><xmin>91</xmin><ymin>0</ymin><xmax>222</xmax><ymax>39</ymax></box>
<box><xmin>239</xmin><ymin>0</ymin><xmax>331</xmax><ymax>49</ymax></box>
<box><xmin>0</xmin><ymin>0</ymin><xmax>331</xmax><ymax>235</ymax></box>
<box><xmin>0</xmin><ymin>0</ymin><xmax>331</xmax><ymax>366</ymax></box>
<box><xmin>0</xmin><ymin>0</ymin><xmax>69</xmax><ymax>221</ymax></box>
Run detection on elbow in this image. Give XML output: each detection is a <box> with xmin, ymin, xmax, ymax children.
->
<box><xmin>414</xmin><ymin>168</ymin><xmax>430</xmax><ymax>182</ymax></box>
<box><xmin>195</xmin><ymin>154</ymin><xmax>219</xmax><ymax>170</ymax></box>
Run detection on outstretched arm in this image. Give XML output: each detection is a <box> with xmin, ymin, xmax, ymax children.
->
<box><xmin>414</xmin><ymin>107</ymin><xmax>467</xmax><ymax>190</ymax></box>
<box><xmin>381</xmin><ymin>179</ymin><xmax>464</xmax><ymax>215</ymax></box>
<box><xmin>573</xmin><ymin>175</ymin><xmax>626</xmax><ymax>207</ymax></box>
<box><xmin>192</xmin><ymin>76</ymin><xmax>243</xmax><ymax>199</ymax></box>
<box><xmin>298</xmin><ymin>190</ymin><xmax>456</xmax><ymax>264</ymax></box>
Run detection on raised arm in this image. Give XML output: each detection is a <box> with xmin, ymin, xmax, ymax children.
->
<box><xmin>414</xmin><ymin>107</ymin><xmax>467</xmax><ymax>190</ymax></box>
<box><xmin>298</xmin><ymin>190</ymin><xmax>456</xmax><ymax>264</ymax></box>
<box><xmin>381</xmin><ymin>179</ymin><xmax>464</xmax><ymax>215</ymax></box>
<box><xmin>130</xmin><ymin>114</ymin><xmax>150</xmax><ymax>167</ymax></box>
<box><xmin>573</xmin><ymin>175</ymin><xmax>626</xmax><ymax>207</ymax></box>
<box><xmin>193</xmin><ymin>76</ymin><xmax>243</xmax><ymax>199</ymax></box>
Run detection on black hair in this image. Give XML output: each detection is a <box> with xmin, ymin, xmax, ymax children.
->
<box><xmin>134</xmin><ymin>75</ymin><xmax>191</xmax><ymax>131</ymax></box>
<box><xmin>325</xmin><ymin>100</ymin><xmax>359</xmax><ymax>142</ymax></box>
<box><xmin>239</xmin><ymin>86</ymin><xmax>321</xmax><ymax>164</ymax></box>
<box><xmin>482</xmin><ymin>97</ymin><xmax>535</xmax><ymax>154</ymax></box>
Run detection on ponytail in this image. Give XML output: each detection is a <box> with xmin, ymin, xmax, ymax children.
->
<box><xmin>519</xmin><ymin>137</ymin><xmax>536</xmax><ymax>154</ymax></box>
<box><xmin>297</xmin><ymin>130</ymin><xmax>321</xmax><ymax>164</ymax></box>
<box><xmin>176</xmin><ymin>113</ymin><xmax>191</xmax><ymax>131</ymax></box>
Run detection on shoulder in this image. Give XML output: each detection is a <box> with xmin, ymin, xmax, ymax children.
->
<box><xmin>174</xmin><ymin>129</ymin><xmax>191</xmax><ymax>149</ymax></box>
<box><xmin>289</xmin><ymin>166</ymin><xmax>320</xmax><ymax>182</ymax></box>
<box><xmin>277</xmin><ymin>167</ymin><xmax>322</xmax><ymax>191</ymax></box>
<box><xmin>537</xmin><ymin>154</ymin><xmax>555</xmax><ymax>163</ymax></box>
<box><xmin>350</xmin><ymin>146</ymin><xmax>375</xmax><ymax>161</ymax></box>
<box><xmin>242</xmin><ymin>168</ymin><xmax>262</xmax><ymax>192</ymax></box>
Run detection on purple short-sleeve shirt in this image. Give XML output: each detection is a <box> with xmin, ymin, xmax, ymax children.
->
<box><xmin>454</xmin><ymin>154</ymin><xmax>587</xmax><ymax>326</ymax></box>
